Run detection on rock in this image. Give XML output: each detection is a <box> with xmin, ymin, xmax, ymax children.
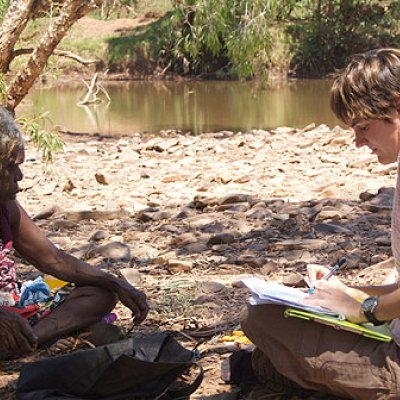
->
<box><xmin>371</xmin><ymin>164</ymin><xmax>397</xmax><ymax>175</ymax></box>
<box><xmin>196</xmin><ymin>223</ymin><xmax>222</xmax><ymax>235</ymax></box>
<box><xmin>271</xmin><ymin>126</ymin><xmax>296</xmax><ymax>135</ymax></box>
<box><xmin>246</xmin><ymin>209</ymin><xmax>270</xmax><ymax>219</ymax></box>
<box><xmin>315</xmin><ymin>209</ymin><xmax>343</xmax><ymax>221</ymax></box>
<box><xmin>131</xmin><ymin>200</ymin><xmax>149</xmax><ymax>212</ymax></box>
<box><xmin>90</xmin><ymin>230</ymin><xmax>108</xmax><ymax>241</ymax></box>
<box><xmin>167</xmin><ymin>259</ymin><xmax>193</xmax><ymax>274</ymax></box>
<box><xmin>144</xmin><ymin>137</ymin><xmax>179</xmax><ymax>152</ymax></box>
<box><xmin>378</xmin><ymin>187</ymin><xmax>395</xmax><ymax>196</ymax></box>
<box><xmin>197</xmin><ymin>281</ymin><xmax>226</xmax><ymax>294</ymax></box>
<box><xmin>161</xmin><ymin>174</ymin><xmax>186</xmax><ymax>183</ymax></box>
<box><xmin>120</xmin><ymin>268</ymin><xmax>142</xmax><ymax>285</ymax></box>
<box><xmin>329</xmin><ymin>136</ymin><xmax>352</xmax><ymax>145</ymax></box>
<box><xmin>33</xmin><ymin>205</ymin><xmax>60</xmax><ymax>220</ymax></box>
<box><xmin>50</xmin><ymin>219</ymin><xmax>79</xmax><ymax>230</ymax></box>
<box><xmin>58</xmin><ymin>209</ymin><xmax>129</xmax><ymax>222</ymax></box>
<box><xmin>62</xmin><ymin>179</ymin><xmax>75</xmax><ymax>193</ymax></box>
<box><xmin>301</xmin><ymin>123</ymin><xmax>316</xmax><ymax>132</ymax></box>
<box><xmin>271</xmin><ymin>239</ymin><xmax>327</xmax><ymax>251</ymax></box>
<box><xmin>208</xmin><ymin>233</ymin><xmax>236</xmax><ymax>245</ymax></box>
<box><xmin>234</xmin><ymin>175</ymin><xmax>251</xmax><ymax>183</ymax></box>
<box><xmin>260</xmin><ymin>262</ymin><xmax>278</xmax><ymax>276</ymax></box>
<box><xmin>356</xmin><ymin>257</ymin><xmax>396</xmax><ymax>285</ymax></box>
<box><xmin>282</xmin><ymin>273</ymin><xmax>305</xmax><ymax>287</ymax></box>
<box><xmin>95</xmin><ymin>172</ymin><xmax>108</xmax><ymax>185</ymax></box>
<box><xmin>170</xmin><ymin>233</ymin><xmax>197</xmax><ymax>246</ymax></box>
<box><xmin>314</xmin><ymin>223</ymin><xmax>350</xmax><ymax>234</ymax></box>
<box><xmin>174</xmin><ymin>207</ymin><xmax>194</xmax><ymax>219</ymax></box>
<box><xmin>349</xmin><ymin>156</ymin><xmax>376</xmax><ymax>169</ymax></box>
<box><xmin>376</xmin><ymin>236</ymin><xmax>391</xmax><ymax>246</ymax></box>
<box><xmin>136</xmin><ymin>208</ymin><xmax>170</xmax><ymax>222</ymax></box>
<box><xmin>50</xmin><ymin>236</ymin><xmax>72</xmax><ymax>250</ymax></box>
<box><xmin>217</xmin><ymin>203</ymin><xmax>249</xmax><ymax>212</ymax></box>
<box><xmin>184</xmin><ymin>242</ymin><xmax>208</xmax><ymax>253</ymax></box>
<box><xmin>220</xmin><ymin>193</ymin><xmax>253</xmax><ymax>205</ymax></box>
<box><xmin>90</xmin><ymin>242</ymin><xmax>131</xmax><ymax>261</ymax></box>
<box><xmin>151</xmin><ymin>211</ymin><xmax>172</xmax><ymax>221</ymax></box>
<box><xmin>361</xmin><ymin>204</ymin><xmax>392</xmax><ymax>215</ymax></box>
<box><xmin>359</xmin><ymin>191</ymin><xmax>375</xmax><ymax>201</ymax></box>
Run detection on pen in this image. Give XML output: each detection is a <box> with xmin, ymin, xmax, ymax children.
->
<box><xmin>308</xmin><ymin>258</ymin><xmax>347</xmax><ymax>295</ymax></box>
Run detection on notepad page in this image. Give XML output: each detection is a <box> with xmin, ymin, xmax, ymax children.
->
<box><xmin>242</xmin><ymin>277</ymin><xmax>343</xmax><ymax>318</ymax></box>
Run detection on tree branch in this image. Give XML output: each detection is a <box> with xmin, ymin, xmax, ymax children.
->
<box><xmin>13</xmin><ymin>48</ymin><xmax>99</xmax><ymax>65</ymax></box>
<box><xmin>7</xmin><ymin>0</ymin><xmax>103</xmax><ymax>110</ymax></box>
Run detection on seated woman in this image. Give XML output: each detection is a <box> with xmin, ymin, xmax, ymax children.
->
<box><xmin>0</xmin><ymin>107</ymin><xmax>148</xmax><ymax>358</ymax></box>
<box><xmin>242</xmin><ymin>48</ymin><xmax>400</xmax><ymax>400</ymax></box>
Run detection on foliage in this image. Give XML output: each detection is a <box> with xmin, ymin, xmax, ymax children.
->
<box><xmin>17</xmin><ymin>113</ymin><xmax>64</xmax><ymax>163</ymax></box>
<box><xmin>0</xmin><ymin>0</ymin><xmax>9</xmax><ymax>22</ymax></box>
<box><xmin>287</xmin><ymin>0</ymin><xmax>400</xmax><ymax>75</ymax></box>
<box><xmin>106</xmin><ymin>14</ymin><xmax>172</xmax><ymax>73</ymax></box>
<box><xmin>164</xmin><ymin>0</ymin><xmax>296</xmax><ymax>79</ymax></box>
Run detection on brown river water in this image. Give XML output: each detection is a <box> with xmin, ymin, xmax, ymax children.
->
<box><xmin>23</xmin><ymin>79</ymin><xmax>343</xmax><ymax>135</ymax></box>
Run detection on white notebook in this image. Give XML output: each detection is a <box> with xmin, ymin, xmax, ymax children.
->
<box><xmin>241</xmin><ymin>277</ymin><xmax>344</xmax><ymax>319</ymax></box>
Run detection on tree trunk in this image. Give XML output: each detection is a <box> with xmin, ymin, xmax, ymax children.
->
<box><xmin>0</xmin><ymin>0</ymin><xmax>39</xmax><ymax>73</ymax></box>
<box><xmin>6</xmin><ymin>0</ymin><xmax>102</xmax><ymax>111</ymax></box>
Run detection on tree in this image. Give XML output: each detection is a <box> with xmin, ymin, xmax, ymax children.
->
<box><xmin>0</xmin><ymin>0</ymin><xmax>103</xmax><ymax>113</ymax></box>
<box><xmin>165</xmin><ymin>0</ymin><xmax>292</xmax><ymax>79</ymax></box>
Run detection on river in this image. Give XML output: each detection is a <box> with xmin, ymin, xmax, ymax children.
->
<box><xmin>23</xmin><ymin>79</ymin><xmax>343</xmax><ymax>135</ymax></box>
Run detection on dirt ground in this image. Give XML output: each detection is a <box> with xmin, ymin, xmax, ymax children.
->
<box><xmin>0</xmin><ymin>124</ymin><xmax>397</xmax><ymax>399</ymax></box>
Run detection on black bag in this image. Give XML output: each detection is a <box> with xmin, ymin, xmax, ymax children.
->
<box><xmin>16</xmin><ymin>332</ymin><xmax>203</xmax><ymax>400</ymax></box>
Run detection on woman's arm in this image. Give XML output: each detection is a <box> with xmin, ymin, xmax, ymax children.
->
<box><xmin>8</xmin><ymin>200</ymin><xmax>148</xmax><ymax>323</ymax></box>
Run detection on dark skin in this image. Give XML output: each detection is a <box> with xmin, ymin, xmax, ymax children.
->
<box><xmin>0</xmin><ymin>146</ymin><xmax>149</xmax><ymax>357</ymax></box>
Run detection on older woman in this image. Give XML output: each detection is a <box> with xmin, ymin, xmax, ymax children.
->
<box><xmin>0</xmin><ymin>107</ymin><xmax>148</xmax><ymax>358</ymax></box>
<box><xmin>242</xmin><ymin>48</ymin><xmax>400</xmax><ymax>399</ymax></box>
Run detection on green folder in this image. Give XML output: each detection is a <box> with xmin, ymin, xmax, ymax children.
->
<box><xmin>284</xmin><ymin>307</ymin><xmax>393</xmax><ymax>342</ymax></box>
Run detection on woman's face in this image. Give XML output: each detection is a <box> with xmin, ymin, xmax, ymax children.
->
<box><xmin>0</xmin><ymin>146</ymin><xmax>24</xmax><ymax>203</ymax></box>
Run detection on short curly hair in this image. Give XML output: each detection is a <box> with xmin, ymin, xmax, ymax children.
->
<box><xmin>0</xmin><ymin>107</ymin><xmax>23</xmax><ymax>164</ymax></box>
<box><xmin>330</xmin><ymin>48</ymin><xmax>400</xmax><ymax>124</ymax></box>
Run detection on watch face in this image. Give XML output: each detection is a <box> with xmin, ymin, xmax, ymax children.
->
<box><xmin>362</xmin><ymin>297</ymin><xmax>377</xmax><ymax>312</ymax></box>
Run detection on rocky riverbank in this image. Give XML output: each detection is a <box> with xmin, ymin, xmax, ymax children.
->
<box><xmin>1</xmin><ymin>124</ymin><xmax>397</xmax><ymax>399</ymax></box>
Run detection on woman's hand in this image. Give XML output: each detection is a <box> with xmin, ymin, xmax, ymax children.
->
<box><xmin>303</xmin><ymin>280</ymin><xmax>364</xmax><ymax>323</ymax></box>
<box><xmin>0</xmin><ymin>309</ymin><xmax>38</xmax><ymax>358</ymax></box>
<box><xmin>306</xmin><ymin>263</ymin><xmax>347</xmax><ymax>291</ymax></box>
<box><xmin>115</xmin><ymin>280</ymin><xmax>149</xmax><ymax>325</ymax></box>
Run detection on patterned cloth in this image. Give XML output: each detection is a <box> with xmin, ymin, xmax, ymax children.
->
<box><xmin>0</xmin><ymin>203</ymin><xmax>68</xmax><ymax>326</ymax></box>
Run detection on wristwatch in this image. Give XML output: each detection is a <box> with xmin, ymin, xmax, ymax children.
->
<box><xmin>360</xmin><ymin>296</ymin><xmax>385</xmax><ymax>325</ymax></box>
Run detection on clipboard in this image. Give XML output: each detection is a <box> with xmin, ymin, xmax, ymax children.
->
<box><xmin>284</xmin><ymin>307</ymin><xmax>393</xmax><ymax>342</ymax></box>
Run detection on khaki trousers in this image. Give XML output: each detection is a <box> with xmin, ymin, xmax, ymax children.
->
<box><xmin>241</xmin><ymin>304</ymin><xmax>400</xmax><ymax>400</ymax></box>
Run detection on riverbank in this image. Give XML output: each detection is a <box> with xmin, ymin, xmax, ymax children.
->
<box><xmin>0</xmin><ymin>125</ymin><xmax>397</xmax><ymax>399</ymax></box>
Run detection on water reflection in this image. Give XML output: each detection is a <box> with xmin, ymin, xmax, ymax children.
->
<box><xmin>23</xmin><ymin>80</ymin><xmax>343</xmax><ymax>135</ymax></box>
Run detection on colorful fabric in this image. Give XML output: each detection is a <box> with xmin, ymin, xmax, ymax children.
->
<box><xmin>0</xmin><ymin>203</ymin><xmax>69</xmax><ymax>326</ymax></box>
<box><xmin>0</xmin><ymin>204</ymin><xmax>18</xmax><ymax>294</ymax></box>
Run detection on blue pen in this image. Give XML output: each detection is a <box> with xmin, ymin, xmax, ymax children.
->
<box><xmin>308</xmin><ymin>258</ymin><xmax>347</xmax><ymax>295</ymax></box>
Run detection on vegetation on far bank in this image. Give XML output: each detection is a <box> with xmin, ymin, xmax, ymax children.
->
<box><xmin>28</xmin><ymin>0</ymin><xmax>400</xmax><ymax>81</ymax></box>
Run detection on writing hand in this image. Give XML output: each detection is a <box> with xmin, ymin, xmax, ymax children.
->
<box><xmin>306</xmin><ymin>263</ymin><xmax>347</xmax><ymax>291</ymax></box>
<box><xmin>303</xmin><ymin>280</ymin><xmax>363</xmax><ymax>323</ymax></box>
<box><xmin>0</xmin><ymin>309</ymin><xmax>38</xmax><ymax>358</ymax></box>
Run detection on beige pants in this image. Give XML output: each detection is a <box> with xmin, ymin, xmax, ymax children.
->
<box><xmin>241</xmin><ymin>304</ymin><xmax>400</xmax><ymax>400</ymax></box>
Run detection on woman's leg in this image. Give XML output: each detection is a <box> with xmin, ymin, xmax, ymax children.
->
<box><xmin>33</xmin><ymin>286</ymin><xmax>117</xmax><ymax>344</ymax></box>
<box><xmin>241</xmin><ymin>304</ymin><xmax>400</xmax><ymax>400</ymax></box>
